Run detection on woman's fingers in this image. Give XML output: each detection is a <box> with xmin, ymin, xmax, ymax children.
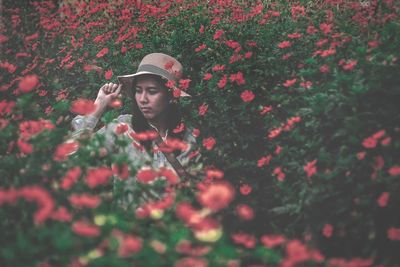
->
<box><xmin>110</xmin><ymin>84</ymin><xmax>122</xmax><ymax>98</ymax></box>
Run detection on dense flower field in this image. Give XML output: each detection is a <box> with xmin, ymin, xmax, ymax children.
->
<box><xmin>1</xmin><ymin>0</ymin><xmax>400</xmax><ymax>266</ymax></box>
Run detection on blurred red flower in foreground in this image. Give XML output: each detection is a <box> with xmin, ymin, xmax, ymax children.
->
<box><xmin>53</xmin><ymin>141</ymin><xmax>79</xmax><ymax>161</ymax></box>
<box><xmin>69</xmin><ymin>193</ymin><xmax>101</xmax><ymax>209</ymax></box>
<box><xmin>70</xmin><ymin>99</ymin><xmax>97</xmax><ymax>115</ymax></box>
<box><xmin>236</xmin><ymin>204</ymin><xmax>254</xmax><ymax>220</ymax></box>
<box><xmin>85</xmin><ymin>166</ymin><xmax>113</xmax><ymax>188</ymax></box>
<box><xmin>60</xmin><ymin>167</ymin><xmax>82</xmax><ymax>190</ymax></box>
<box><xmin>261</xmin><ymin>234</ymin><xmax>286</xmax><ymax>248</ymax></box>
<box><xmin>72</xmin><ymin>221</ymin><xmax>100</xmax><ymax>237</ymax></box>
<box><xmin>19</xmin><ymin>74</ymin><xmax>39</xmax><ymax>93</ymax></box>
<box><xmin>197</xmin><ymin>181</ymin><xmax>235</xmax><ymax>211</ymax></box>
<box><xmin>387</xmin><ymin>227</ymin><xmax>400</xmax><ymax>240</ymax></box>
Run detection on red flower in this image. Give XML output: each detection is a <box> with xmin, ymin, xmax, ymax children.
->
<box><xmin>173</xmin><ymin>122</ymin><xmax>185</xmax><ymax>133</ymax></box>
<box><xmin>53</xmin><ymin>141</ymin><xmax>79</xmax><ymax>161</ymax></box>
<box><xmin>118</xmin><ymin>235</ymin><xmax>143</xmax><ymax>257</ymax></box>
<box><xmin>213</xmin><ymin>29</ymin><xmax>224</xmax><ymax>40</ymax></box>
<box><xmin>112</xmin><ymin>163</ymin><xmax>130</xmax><ymax>180</ymax></box>
<box><xmin>70</xmin><ymin>99</ymin><xmax>96</xmax><ymax>115</ymax></box>
<box><xmin>377</xmin><ymin>192</ymin><xmax>389</xmax><ymax>208</ymax></box>
<box><xmin>278</xmin><ymin>41</ymin><xmax>292</xmax><ymax>49</ymax></box>
<box><xmin>356</xmin><ymin>151</ymin><xmax>366</xmax><ymax>160</ymax></box>
<box><xmin>115</xmin><ymin>123</ymin><xmax>129</xmax><ymax>134</ymax></box>
<box><xmin>231</xmin><ymin>232</ymin><xmax>256</xmax><ymax>248</ymax></box>
<box><xmin>179</xmin><ymin>79</ymin><xmax>191</xmax><ymax>90</ymax></box>
<box><xmin>197</xmin><ymin>181</ymin><xmax>235</xmax><ymax>211</ymax></box>
<box><xmin>175</xmin><ymin>257</ymin><xmax>208</xmax><ymax>267</ymax></box>
<box><xmin>240</xmin><ymin>90</ymin><xmax>255</xmax><ymax>102</ymax></box>
<box><xmin>60</xmin><ymin>167</ymin><xmax>82</xmax><ymax>190</ymax></box>
<box><xmin>17</xmin><ymin>138</ymin><xmax>33</xmax><ymax>154</ymax></box>
<box><xmin>240</xmin><ymin>184</ymin><xmax>252</xmax><ymax>195</ymax></box>
<box><xmin>69</xmin><ymin>193</ymin><xmax>101</xmax><ymax>209</ymax></box>
<box><xmin>283</xmin><ymin>78</ymin><xmax>297</xmax><ymax>87</ymax></box>
<box><xmin>304</xmin><ymin>159</ymin><xmax>317</xmax><ymax>178</ymax></box>
<box><xmin>158</xmin><ymin>167</ymin><xmax>179</xmax><ymax>184</ymax></box>
<box><xmin>202</xmin><ymin>137</ymin><xmax>216</xmax><ymax>150</ymax></box>
<box><xmin>320</xmin><ymin>65</ymin><xmax>330</xmax><ymax>73</ymax></box>
<box><xmin>288</xmin><ymin>33</ymin><xmax>302</xmax><ymax>39</ymax></box>
<box><xmin>261</xmin><ymin>235</ymin><xmax>286</xmax><ymax>248</ymax></box>
<box><xmin>198</xmin><ymin>103</ymin><xmax>208</xmax><ymax>116</ymax></box>
<box><xmin>388</xmin><ymin>166</ymin><xmax>400</xmax><ymax>176</ymax></box>
<box><xmin>319</xmin><ymin>23</ymin><xmax>332</xmax><ymax>35</ymax></box>
<box><xmin>104</xmin><ymin>69</ymin><xmax>113</xmax><ymax>80</ymax></box>
<box><xmin>212</xmin><ymin>65</ymin><xmax>225</xmax><ymax>72</ymax></box>
<box><xmin>229</xmin><ymin>72</ymin><xmax>245</xmax><ymax>85</ymax></box>
<box><xmin>381</xmin><ymin>136</ymin><xmax>391</xmax><ymax>146</ymax></box>
<box><xmin>342</xmin><ymin>60</ymin><xmax>357</xmax><ymax>71</ymax></box>
<box><xmin>195</xmin><ymin>44</ymin><xmax>206</xmax><ymax>52</ymax></box>
<box><xmin>260</xmin><ymin>105</ymin><xmax>272</xmax><ymax>115</ymax></box>
<box><xmin>217</xmin><ymin>75</ymin><xmax>227</xmax><ymax>89</ymax></box>
<box><xmin>388</xmin><ymin>227</ymin><xmax>400</xmax><ymax>241</ymax></box>
<box><xmin>136</xmin><ymin>167</ymin><xmax>158</xmax><ymax>184</ymax></box>
<box><xmin>72</xmin><ymin>221</ymin><xmax>100</xmax><ymax>237</ymax></box>
<box><xmin>273</xmin><ymin>167</ymin><xmax>285</xmax><ymax>181</ymax></box>
<box><xmin>50</xmin><ymin>206</ymin><xmax>72</xmax><ymax>222</ymax></box>
<box><xmin>268</xmin><ymin>127</ymin><xmax>282</xmax><ymax>139</ymax></box>
<box><xmin>129</xmin><ymin>130</ymin><xmax>158</xmax><ymax>141</ymax></box>
<box><xmin>19</xmin><ymin>74</ymin><xmax>39</xmax><ymax>93</ymax></box>
<box><xmin>236</xmin><ymin>204</ymin><xmax>254</xmax><ymax>220</ymax></box>
<box><xmin>203</xmin><ymin>73</ymin><xmax>212</xmax><ymax>80</ymax></box>
<box><xmin>362</xmin><ymin>137</ymin><xmax>377</xmax><ymax>149</ymax></box>
<box><xmin>85</xmin><ymin>166</ymin><xmax>113</xmax><ymax>188</ymax></box>
<box><xmin>19</xmin><ymin>186</ymin><xmax>55</xmax><ymax>225</ymax></box>
<box><xmin>175</xmin><ymin>240</ymin><xmax>211</xmax><ymax>257</ymax></box>
<box><xmin>205</xmin><ymin>168</ymin><xmax>224</xmax><ymax>180</ymax></box>
<box><xmin>322</xmin><ymin>224</ymin><xmax>333</xmax><ymax>238</ymax></box>
<box><xmin>96</xmin><ymin>47</ymin><xmax>109</xmax><ymax>58</ymax></box>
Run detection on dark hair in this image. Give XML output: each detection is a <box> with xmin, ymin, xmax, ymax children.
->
<box><xmin>130</xmin><ymin>74</ymin><xmax>184</xmax><ymax>153</ymax></box>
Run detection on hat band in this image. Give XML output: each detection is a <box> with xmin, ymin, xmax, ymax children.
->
<box><xmin>137</xmin><ymin>64</ymin><xmax>177</xmax><ymax>82</ymax></box>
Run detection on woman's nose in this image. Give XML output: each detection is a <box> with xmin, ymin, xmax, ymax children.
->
<box><xmin>138</xmin><ymin>92</ymin><xmax>148</xmax><ymax>102</ymax></box>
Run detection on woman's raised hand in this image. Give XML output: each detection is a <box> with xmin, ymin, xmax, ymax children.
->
<box><xmin>92</xmin><ymin>83</ymin><xmax>122</xmax><ymax>119</ymax></box>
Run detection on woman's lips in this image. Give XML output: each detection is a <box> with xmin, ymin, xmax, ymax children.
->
<box><xmin>141</xmin><ymin>108</ymin><xmax>151</xmax><ymax>112</ymax></box>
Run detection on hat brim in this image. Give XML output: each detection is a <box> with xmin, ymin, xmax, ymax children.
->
<box><xmin>117</xmin><ymin>71</ymin><xmax>191</xmax><ymax>97</ymax></box>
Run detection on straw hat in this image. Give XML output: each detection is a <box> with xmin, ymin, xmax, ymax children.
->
<box><xmin>117</xmin><ymin>53</ymin><xmax>191</xmax><ymax>98</ymax></box>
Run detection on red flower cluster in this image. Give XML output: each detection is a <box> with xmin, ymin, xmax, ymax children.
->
<box><xmin>19</xmin><ymin>119</ymin><xmax>54</xmax><ymax>140</ymax></box>
<box><xmin>0</xmin><ymin>186</ymin><xmax>54</xmax><ymax>225</ymax></box>
<box><xmin>236</xmin><ymin>204</ymin><xmax>254</xmax><ymax>220</ymax></box>
<box><xmin>72</xmin><ymin>220</ymin><xmax>100</xmax><ymax>238</ymax></box>
<box><xmin>70</xmin><ymin>99</ymin><xmax>97</xmax><ymax>115</ymax></box>
<box><xmin>240</xmin><ymin>90</ymin><xmax>255</xmax><ymax>102</ymax></box>
<box><xmin>231</xmin><ymin>232</ymin><xmax>256</xmax><ymax>248</ymax></box>
<box><xmin>19</xmin><ymin>74</ymin><xmax>39</xmax><ymax>93</ymax></box>
<box><xmin>156</xmin><ymin>137</ymin><xmax>189</xmax><ymax>153</ymax></box>
<box><xmin>362</xmin><ymin>129</ymin><xmax>390</xmax><ymax>149</ymax></box>
<box><xmin>112</xmin><ymin>230</ymin><xmax>143</xmax><ymax>257</ymax></box>
<box><xmin>304</xmin><ymin>159</ymin><xmax>317</xmax><ymax>179</ymax></box>
<box><xmin>229</xmin><ymin>71</ymin><xmax>245</xmax><ymax>85</ymax></box>
<box><xmin>202</xmin><ymin>137</ymin><xmax>216</xmax><ymax>150</ymax></box>
<box><xmin>129</xmin><ymin>130</ymin><xmax>158</xmax><ymax>141</ymax></box>
<box><xmin>85</xmin><ymin>166</ymin><xmax>113</xmax><ymax>188</ymax></box>
<box><xmin>260</xmin><ymin>234</ymin><xmax>286</xmax><ymax>248</ymax></box>
<box><xmin>197</xmin><ymin>181</ymin><xmax>235</xmax><ymax>211</ymax></box>
<box><xmin>53</xmin><ymin>141</ymin><xmax>79</xmax><ymax>161</ymax></box>
<box><xmin>60</xmin><ymin>167</ymin><xmax>82</xmax><ymax>190</ymax></box>
<box><xmin>281</xmin><ymin>240</ymin><xmax>324</xmax><ymax>267</ymax></box>
<box><xmin>69</xmin><ymin>193</ymin><xmax>101</xmax><ymax>209</ymax></box>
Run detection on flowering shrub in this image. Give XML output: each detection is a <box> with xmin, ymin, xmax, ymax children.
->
<box><xmin>1</xmin><ymin>0</ymin><xmax>400</xmax><ymax>266</ymax></box>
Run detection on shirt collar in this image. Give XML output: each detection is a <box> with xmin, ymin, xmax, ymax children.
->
<box><xmin>148</xmin><ymin>122</ymin><xmax>169</xmax><ymax>141</ymax></box>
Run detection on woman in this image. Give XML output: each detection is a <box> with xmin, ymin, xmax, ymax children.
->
<box><xmin>71</xmin><ymin>53</ymin><xmax>201</xmax><ymax>207</ymax></box>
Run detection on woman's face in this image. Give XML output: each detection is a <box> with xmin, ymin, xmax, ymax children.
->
<box><xmin>134</xmin><ymin>75</ymin><xmax>171</xmax><ymax>122</ymax></box>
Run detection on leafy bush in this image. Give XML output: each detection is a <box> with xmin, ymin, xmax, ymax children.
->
<box><xmin>1</xmin><ymin>0</ymin><xmax>400</xmax><ymax>266</ymax></box>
